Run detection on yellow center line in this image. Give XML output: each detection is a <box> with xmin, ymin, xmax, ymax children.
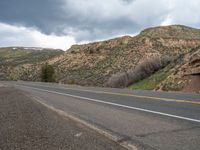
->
<box><xmin>101</xmin><ymin>92</ymin><xmax>200</xmax><ymax>105</ymax></box>
<box><xmin>19</xmin><ymin>83</ymin><xmax>200</xmax><ymax>105</ymax></box>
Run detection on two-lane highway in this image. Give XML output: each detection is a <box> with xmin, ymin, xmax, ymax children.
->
<box><xmin>3</xmin><ymin>81</ymin><xmax>200</xmax><ymax>150</ymax></box>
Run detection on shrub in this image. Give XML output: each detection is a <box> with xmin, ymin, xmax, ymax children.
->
<box><xmin>89</xmin><ymin>49</ymin><xmax>94</xmax><ymax>54</ymax></box>
<box><xmin>106</xmin><ymin>56</ymin><xmax>171</xmax><ymax>88</ymax></box>
<box><xmin>41</xmin><ymin>63</ymin><xmax>55</xmax><ymax>82</ymax></box>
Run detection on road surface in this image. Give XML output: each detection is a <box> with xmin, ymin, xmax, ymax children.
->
<box><xmin>0</xmin><ymin>87</ymin><xmax>126</xmax><ymax>150</ymax></box>
<box><xmin>2</xmin><ymin>81</ymin><xmax>200</xmax><ymax>150</ymax></box>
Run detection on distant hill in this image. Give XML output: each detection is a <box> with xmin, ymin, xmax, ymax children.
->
<box><xmin>0</xmin><ymin>25</ymin><xmax>200</xmax><ymax>93</ymax></box>
<box><xmin>0</xmin><ymin>47</ymin><xmax>63</xmax><ymax>80</ymax></box>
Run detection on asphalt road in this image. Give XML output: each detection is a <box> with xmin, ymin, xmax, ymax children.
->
<box><xmin>0</xmin><ymin>86</ymin><xmax>126</xmax><ymax>150</ymax></box>
<box><xmin>2</xmin><ymin>81</ymin><xmax>200</xmax><ymax>150</ymax></box>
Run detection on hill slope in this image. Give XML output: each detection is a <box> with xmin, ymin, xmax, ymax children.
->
<box><xmin>0</xmin><ymin>25</ymin><xmax>200</xmax><ymax>93</ymax></box>
<box><xmin>49</xmin><ymin>25</ymin><xmax>200</xmax><ymax>87</ymax></box>
<box><xmin>0</xmin><ymin>47</ymin><xmax>63</xmax><ymax>80</ymax></box>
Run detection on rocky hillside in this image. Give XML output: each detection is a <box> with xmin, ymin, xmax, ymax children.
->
<box><xmin>0</xmin><ymin>25</ymin><xmax>200</xmax><ymax>93</ymax></box>
<box><xmin>0</xmin><ymin>47</ymin><xmax>63</xmax><ymax>80</ymax></box>
<box><xmin>158</xmin><ymin>46</ymin><xmax>200</xmax><ymax>93</ymax></box>
<box><xmin>49</xmin><ymin>25</ymin><xmax>200</xmax><ymax>87</ymax></box>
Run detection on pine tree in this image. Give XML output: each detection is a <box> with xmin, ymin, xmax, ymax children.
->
<box><xmin>41</xmin><ymin>63</ymin><xmax>55</xmax><ymax>82</ymax></box>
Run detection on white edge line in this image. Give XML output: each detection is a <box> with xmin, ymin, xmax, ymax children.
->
<box><xmin>31</xmin><ymin>96</ymin><xmax>138</xmax><ymax>150</ymax></box>
<box><xmin>16</xmin><ymin>84</ymin><xmax>200</xmax><ymax>123</ymax></box>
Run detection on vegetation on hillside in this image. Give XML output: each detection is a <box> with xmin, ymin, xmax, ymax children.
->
<box><xmin>140</xmin><ymin>25</ymin><xmax>200</xmax><ymax>39</ymax></box>
<box><xmin>1</xmin><ymin>25</ymin><xmax>200</xmax><ymax>93</ymax></box>
<box><xmin>129</xmin><ymin>67</ymin><xmax>170</xmax><ymax>90</ymax></box>
<box><xmin>0</xmin><ymin>47</ymin><xmax>63</xmax><ymax>81</ymax></box>
<box><xmin>41</xmin><ymin>63</ymin><xmax>55</xmax><ymax>82</ymax></box>
<box><xmin>50</xmin><ymin>25</ymin><xmax>200</xmax><ymax>87</ymax></box>
<box><xmin>106</xmin><ymin>56</ymin><xmax>171</xmax><ymax>88</ymax></box>
<box><xmin>0</xmin><ymin>47</ymin><xmax>63</xmax><ymax>66</ymax></box>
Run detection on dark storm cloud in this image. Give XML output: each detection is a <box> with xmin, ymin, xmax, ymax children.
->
<box><xmin>0</xmin><ymin>0</ymin><xmax>66</xmax><ymax>34</ymax></box>
<box><xmin>0</xmin><ymin>0</ymin><xmax>169</xmax><ymax>42</ymax></box>
<box><xmin>0</xmin><ymin>0</ymin><xmax>200</xmax><ymax>48</ymax></box>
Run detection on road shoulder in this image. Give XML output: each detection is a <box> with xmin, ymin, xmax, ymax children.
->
<box><xmin>0</xmin><ymin>87</ymin><xmax>127</xmax><ymax>150</ymax></box>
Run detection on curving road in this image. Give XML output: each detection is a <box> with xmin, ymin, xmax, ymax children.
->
<box><xmin>3</xmin><ymin>81</ymin><xmax>200</xmax><ymax>150</ymax></box>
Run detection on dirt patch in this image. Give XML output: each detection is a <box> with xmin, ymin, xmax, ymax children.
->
<box><xmin>183</xmin><ymin>75</ymin><xmax>200</xmax><ymax>93</ymax></box>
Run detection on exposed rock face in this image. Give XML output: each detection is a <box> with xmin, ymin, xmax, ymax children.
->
<box><xmin>176</xmin><ymin>47</ymin><xmax>200</xmax><ymax>76</ymax></box>
<box><xmin>158</xmin><ymin>47</ymin><xmax>200</xmax><ymax>93</ymax></box>
<box><xmin>187</xmin><ymin>50</ymin><xmax>200</xmax><ymax>75</ymax></box>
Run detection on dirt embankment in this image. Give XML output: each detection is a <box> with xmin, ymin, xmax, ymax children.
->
<box><xmin>0</xmin><ymin>87</ymin><xmax>126</xmax><ymax>150</ymax></box>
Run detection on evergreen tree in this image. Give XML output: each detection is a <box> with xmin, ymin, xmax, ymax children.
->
<box><xmin>41</xmin><ymin>63</ymin><xmax>55</xmax><ymax>82</ymax></box>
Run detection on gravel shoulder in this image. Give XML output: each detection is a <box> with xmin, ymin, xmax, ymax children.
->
<box><xmin>0</xmin><ymin>87</ymin><xmax>126</xmax><ymax>150</ymax></box>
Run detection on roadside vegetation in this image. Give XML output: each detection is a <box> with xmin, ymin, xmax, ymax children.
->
<box><xmin>106</xmin><ymin>56</ymin><xmax>171</xmax><ymax>88</ymax></box>
<box><xmin>41</xmin><ymin>63</ymin><xmax>55</xmax><ymax>82</ymax></box>
<box><xmin>129</xmin><ymin>68</ymin><xmax>170</xmax><ymax>90</ymax></box>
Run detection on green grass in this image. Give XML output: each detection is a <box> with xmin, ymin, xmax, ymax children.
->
<box><xmin>129</xmin><ymin>69</ymin><xmax>169</xmax><ymax>90</ymax></box>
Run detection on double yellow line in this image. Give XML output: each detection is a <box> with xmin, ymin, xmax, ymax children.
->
<box><xmin>18</xmin><ymin>82</ymin><xmax>200</xmax><ymax>105</ymax></box>
<box><xmin>103</xmin><ymin>92</ymin><xmax>200</xmax><ymax>105</ymax></box>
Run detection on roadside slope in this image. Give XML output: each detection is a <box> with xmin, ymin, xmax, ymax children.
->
<box><xmin>158</xmin><ymin>46</ymin><xmax>200</xmax><ymax>93</ymax></box>
<box><xmin>50</xmin><ymin>25</ymin><xmax>200</xmax><ymax>87</ymax></box>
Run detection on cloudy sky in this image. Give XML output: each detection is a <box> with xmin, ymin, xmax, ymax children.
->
<box><xmin>0</xmin><ymin>0</ymin><xmax>200</xmax><ymax>50</ymax></box>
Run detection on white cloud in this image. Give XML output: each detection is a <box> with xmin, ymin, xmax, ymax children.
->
<box><xmin>63</xmin><ymin>0</ymin><xmax>200</xmax><ymax>33</ymax></box>
<box><xmin>168</xmin><ymin>0</ymin><xmax>200</xmax><ymax>26</ymax></box>
<box><xmin>0</xmin><ymin>22</ymin><xmax>76</xmax><ymax>50</ymax></box>
<box><xmin>61</xmin><ymin>0</ymin><xmax>172</xmax><ymax>41</ymax></box>
<box><xmin>161</xmin><ymin>15</ymin><xmax>173</xmax><ymax>26</ymax></box>
<box><xmin>64</xmin><ymin>0</ymin><xmax>170</xmax><ymax>25</ymax></box>
<box><xmin>1</xmin><ymin>0</ymin><xmax>200</xmax><ymax>49</ymax></box>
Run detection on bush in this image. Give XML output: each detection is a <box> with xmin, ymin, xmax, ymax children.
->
<box><xmin>106</xmin><ymin>56</ymin><xmax>171</xmax><ymax>88</ymax></box>
<box><xmin>41</xmin><ymin>63</ymin><xmax>55</xmax><ymax>82</ymax></box>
